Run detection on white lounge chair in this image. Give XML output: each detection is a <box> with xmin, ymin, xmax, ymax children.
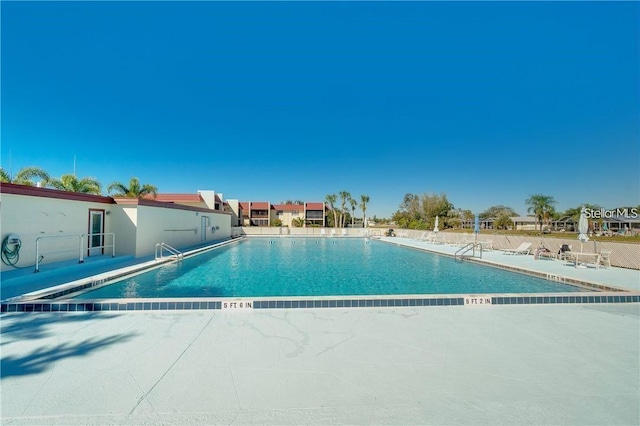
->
<box><xmin>599</xmin><ymin>250</ymin><xmax>612</xmax><ymax>268</ymax></box>
<box><xmin>417</xmin><ymin>232</ymin><xmax>430</xmax><ymax>241</ymax></box>
<box><xmin>502</xmin><ymin>242</ymin><xmax>532</xmax><ymax>255</ymax></box>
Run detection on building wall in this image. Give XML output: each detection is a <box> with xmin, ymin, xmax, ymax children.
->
<box><xmin>226</xmin><ymin>199</ymin><xmax>241</xmax><ymax>226</ymax></box>
<box><xmin>116</xmin><ymin>199</ymin><xmax>232</xmax><ymax>258</ymax></box>
<box><xmin>197</xmin><ymin>190</ymin><xmax>221</xmax><ymax>210</ymax></box>
<box><xmin>0</xmin><ymin>189</ymin><xmax>114</xmax><ymax>272</ymax></box>
<box><xmin>277</xmin><ymin>209</ymin><xmax>304</xmax><ymax>227</ymax></box>
<box><xmin>110</xmin><ymin>204</ymin><xmax>138</xmax><ymax>257</ymax></box>
<box><xmin>0</xmin><ymin>185</ymin><xmax>233</xmax><ymax>272</ymax></box>
<box><xmin>514</xmin><ymin>222</ymin><xmax>537</xmax><ymax>231</ymax></box>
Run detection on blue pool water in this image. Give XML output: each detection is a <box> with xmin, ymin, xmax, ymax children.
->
<box><xmin>75</xmin><ymin>238</ymin><xmax>582</xmax><ymax>299</ymax></box>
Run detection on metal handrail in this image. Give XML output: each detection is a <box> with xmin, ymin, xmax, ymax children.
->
<box><xmin>455</xmin><ymin>242</ymin><xmax>483</xmax><ymax>262</ymax></box>
<box><xmin>155</xmin><ymin>242</ymin><xmax>184</xmax><ymax>261</ymax></box>
<box><xmin>79</xmin><ymin>233</ymin><xmax>116</xmax><ymax>264</ymax></box>
<box><xmin>35</xmin><ymin>232</ymin><xmax>116</xmax><ymax>272</ymax></box>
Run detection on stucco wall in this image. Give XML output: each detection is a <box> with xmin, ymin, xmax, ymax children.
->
<box><xmin>109</xmin><ymin>205</ymin><xmax>138</xmax><ymax>257</ymax></box>
<box><xmin>1</xmin><ymin>185</ymin><xmax>233</xmax><ymax>272</ymax></box>
<box><xmin>129</xmin><ymin>202</ymin><xmax>231</xmax><ymax>258</ymax></box>
<box><xmin>0</xmin><ymin>191</ymin><xmax>114</xmax><ymax>271</ymax></box>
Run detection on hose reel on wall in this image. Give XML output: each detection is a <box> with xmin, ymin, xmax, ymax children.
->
<box><xmin>1</xmin><ymin>234</ymin><xmax>22</xmax><ymax>266</ymax></box>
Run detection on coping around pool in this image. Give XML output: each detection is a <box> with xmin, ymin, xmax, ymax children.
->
<box><xmin>2</xmin><ymin>293</ymin><xmax>639</xmax><ymax>313</ymax></box>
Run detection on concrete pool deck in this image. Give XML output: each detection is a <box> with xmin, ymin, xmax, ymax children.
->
<box><xmin>1</xmin><ymin>304</ymin><xmax>639</xmax><ymax>425</ymax></box>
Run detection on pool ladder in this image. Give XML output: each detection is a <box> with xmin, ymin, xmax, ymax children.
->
<box><xmin>455</xmin><ymin>242</ymin><xmax>483</xmax><ymax>262</ymax></box>
<box><xmin>155</xmin><ymin>243</ymin><xmax>184</xmax><ymax>262</ymax></box>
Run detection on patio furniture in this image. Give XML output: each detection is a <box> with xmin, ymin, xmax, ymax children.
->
<box><xmin>599</xmin><ymin>250</ymin><xmax>612</xmax><ymax>268</ymax></box>
<box><xmin>502</xmin><ymin>242</ymin><xmax>532</xmax><ymax>255</ymax></box>
<box><xmin>558</xmin><ymin>244</ymin><xmax>573</xmax><ymax>261</ymax></box>
<box><xmin>537</xmin><ymin>251</ymin><xmax>557</xmax><ymax>260</ymax></box>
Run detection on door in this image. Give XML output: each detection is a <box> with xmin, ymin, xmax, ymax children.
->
<box><xmin>201</xmin><ymin>216</ymin><xmax>209</xmax><ymax>242</ymax></box>
<box><xmin>88</xmin><ymin>209</ymin><xmax>105</xmax><ymax>256</ymax></box>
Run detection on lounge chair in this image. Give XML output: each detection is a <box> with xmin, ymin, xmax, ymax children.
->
<box><xmin>417</xmin><ymin>232</ymin><xmax>431</xmax><ymax>241</ymax></box>
<box><xmin>558</xmin><ymin>244</ymin><xmax>573</xmax><ymax>261</ymax></box>
<box><xmin>502</xmin><ymin>242</ymin><xmax>532</xmax><ymax>255</ymax></box>
<box><xmin>599</xmin><ymin>250</ymin><xmax>612</xmax><ymax>268</ymax></box>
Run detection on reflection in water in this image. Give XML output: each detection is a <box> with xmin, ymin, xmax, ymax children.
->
<box><xmin>123</xmin><ymin>278</ymin><xmax>139</xmax><ymax>298</ymax></box>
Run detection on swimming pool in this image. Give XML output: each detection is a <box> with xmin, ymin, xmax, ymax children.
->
<box><xmin>74</xmin><ymin>238</ymin><xmax>583</xmax><ymax>299</ymax></box>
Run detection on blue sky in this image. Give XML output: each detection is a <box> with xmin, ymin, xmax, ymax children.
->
<box><xmin>2</xmin><ymin>2</ymin><xmax>638</xmax><ymax>218</ymax></box>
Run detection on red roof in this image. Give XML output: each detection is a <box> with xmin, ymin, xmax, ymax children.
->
<box><xmin>273</xmin><ymin>204</ymin><xmax>304</xmax><ymax>211</ymax></box>
<box><xmin>145</xmin><ymin>193</ymin><xmax>203</xmax><ymax>203</ymax></box>
<box><xmin>239</xmin><ymin>202</ymin><xmax>250</xmax><ymax>210</ymax></box>
<box><xmin>250</xmin><ymin>202</ymin><xmax>270</xmax><ymax>210</ymax></box>
<box><xmin>305</xmin><ymin>202</ymin><xmax>325</xmax><ymax>210</ymax></box>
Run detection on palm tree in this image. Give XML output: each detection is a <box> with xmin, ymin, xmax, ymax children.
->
<box><xmin>291</xmin><ymin>217</ymin><xmax>305</xmax><ymax>227</ymax></box>
<box><xmin>349</xmin><ymin>198</ymin><xmax>357</xmax><ymax>226</ymax></box>
<box><xmin>0</xmin><ymin>166</ymin><xmax>50</xmax><ymax>186</ymax></box>
<box><xmin>0</xmin><ymin>168</ymin><xmax>10</xmax><ymax>183</ymax></box>
<box><xmin>325</xmin><ymin>194</ymin><xmax>338</xmax><ymax>228</ymax></box>
<box><xmin>360</xmin><ymin>194</ymin><xmax>370</xmax><ymax>228</ymax></box>
<box><xmin>107</xmin><ymin>177</ymin><xmax>157</xmax><ymax>199</ymax></box>
<box><xmin>338</xmin><ymin>190</ymin><xmax>351</xmax><ymax>228</ymax></box>
<box><xmin>525</xmin><ymin>194</ymin><xmax>556</xmax><ymax>232</ymax></box>
<box><xmin>47</xmin><ymin>174</ymin><xmax>102</xmax><ymax>195</ymax></box>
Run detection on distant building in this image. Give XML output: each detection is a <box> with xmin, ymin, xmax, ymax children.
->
<box><xmin>510</xmin><ymin>216</ymin><xmax>538</xmax><ymax>231</ymax></box>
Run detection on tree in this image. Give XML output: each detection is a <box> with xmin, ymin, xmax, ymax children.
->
<box><xmin>421</xmin><ymin>193</ymin><xmax>453</xmax><ymax>228</ymax></box>
<box><xmin>107</xmin><ymin>177</ymin><xmax>158</xmax><ymax>198</ymax></box>
<box><xmin>47</xmin><ymin>174</ymin><xmax>102</xmax><ymax>195</ymax></box>
<box><xmin>0</xmin><ymin>166</ymin><xmax>50</xmax><ymax>186</ymax></box>
<box><xmin>339</xmin><ymin>190</ymin><xmax>351</xmax><ymax>228</ymax></box>
<box><xmin>565</xmin><ymin>203</ymin><xmax>602</xmax><ymax>231</ymax></box>
<box><xmin>525</xmin><ymin>194</ymin><xmax>556</xmax><ymax>232</ymax></box>
<box><xmin>393</xmin><ymin>192</ymin><xmax>453</xmax><ymax>230</ymax></box>
<box><xmin>280</xmin><ymin>200</ymin><xmax>304</xmax><ymax>205</ymax></box>
<box><xmin>270</xmin><ymin>218</ymin><xmax>283</xmax><ymax>227</ymax></box>
<box><xmin>447</xmin><ymin>208</ymin><xmax>471</xmax><ymax>229</ymax></box>
<box><xmin>480</xmin><ymin>205</ymin><xmax>517</xmax><ymax>220</ymax></box>
<box><xmin>360</xmin><ymin>194</ymin><xmax>370</xmax><ymax>227</ymax></box>
<box><xmin>325</xmin><ymin>194</ymin><xmax>338</xmax><ymax>228</ymax></box>
<box><xmin>400</xmin><ymin>193</ymin><xmax>422</xmax><ymax>221</ymax></box>
<box><xmin>0</xmin><ymin>168</ymin><xmax>10</xmax><ymax>183</ymax></box>
<box><xmin>494</xmin><ymin>214</ymin><xmax>514</xmax><ymax>230</ymax></box>
<box><xmin>349</xmin><ymin>198</ymin><xmax>357</xmax><ymax>226</ymax></box>
<box><xmin>291</xmin><ymin>217</ymin><xmax>305</xmax><ymax>227</ymax></box>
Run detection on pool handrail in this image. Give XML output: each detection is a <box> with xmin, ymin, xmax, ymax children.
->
<box><xmin>155</xmin><ymin>242</ymin><xmax>184</xmax><ymax>261</ymax></box>
<box><xmin>35</xmin><ymin>232</ymin><xmax>115</xmax><ymax>272</ymax></box>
